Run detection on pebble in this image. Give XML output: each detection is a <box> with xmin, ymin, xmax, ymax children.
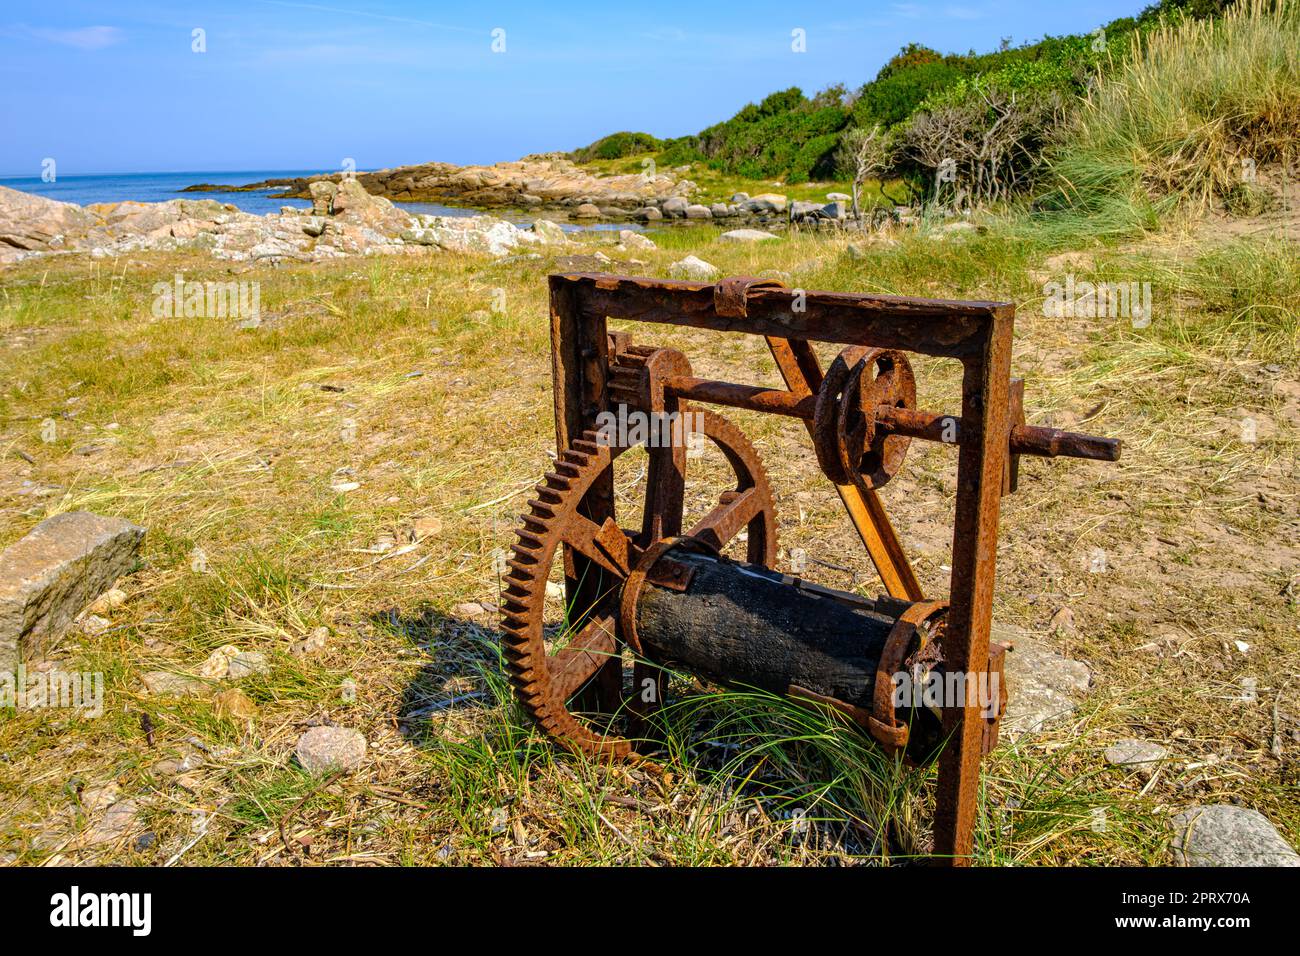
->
<box><xmin>213</xmin><ymin>688</ymin><xmax>258</xmax><ymax>720</ymax></box>
<box><xmin>140</xmin><ymin>670</ymin><xmax>208</xmax><ymax>697</ymax></box>
<box><xmin>226</xmin><ymin>651</ymin><xmax>270</xmax><ymax>680</ymax></box>
<box><xmin>290</xmin><ymin>626</ymin><xmax>329</xmax><ymax>656</ymax></box>
<box><xmin>1104</xmin><ymin>739</ymin><xmax>1169</xmax><ymax>778</ymax></box>
<box><xmin>197</xmin><ymin>645</ymin><xmax>240</xmax><ymax>679</ymax></box>
<box><xmin>87</xmin><ymin>587</ymin><xmax>128</xmax><ymax>614</ymax></box>
<box><xmin>83</xmin><ymin>798</ymin><xmax>141</xmax><ymax>846</ymax></box>
<box><xmin>295</xmin><ymin>726</ymin><xmax>367</xmax><ymax>774</ymax></box>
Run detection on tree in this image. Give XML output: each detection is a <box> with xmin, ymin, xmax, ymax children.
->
<box><xmin>838</xmin><ymin>125</ymin><xmax>895</xmax><ymax>220</ymax></box>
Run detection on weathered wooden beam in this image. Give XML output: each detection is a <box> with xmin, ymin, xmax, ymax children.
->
<box><xmin>555</xmin><ymin>272</ymin><xmax>1009</xmax><ymax>359</ymax></box>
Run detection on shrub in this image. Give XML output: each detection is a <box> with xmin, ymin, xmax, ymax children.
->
<box><xmin>1044</xmin><ymin>0</ymin><xmax>1300</xmax><ymax>219</ymax></box>
<box><xmin>570</xmin><ymin>131</ymin><xmax>662</xmax><ymax>163</ymax></box>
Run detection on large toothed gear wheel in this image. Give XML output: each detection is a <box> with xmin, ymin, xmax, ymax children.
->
<box><xmin>500</xmin><ymin>409</ymin><xmax>777</xmax><ymax>760</ymax></box>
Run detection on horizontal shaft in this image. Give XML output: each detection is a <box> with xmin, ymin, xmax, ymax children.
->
<box><xmin>662</xmin><ymin>375</ymin><xmax>1121</xmax><ymax>462</ymax></box>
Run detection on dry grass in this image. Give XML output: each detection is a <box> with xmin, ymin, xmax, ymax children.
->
<box><xmin>0</xmin><ymin>211</ymin><xmax>1296</xmax><ymax>866</ymax></box>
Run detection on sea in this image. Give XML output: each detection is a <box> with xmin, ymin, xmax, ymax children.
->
<box><xmin>0</xmin><ymin>170</ymin><xmax>627</xmax><ymax>231</ymax></box>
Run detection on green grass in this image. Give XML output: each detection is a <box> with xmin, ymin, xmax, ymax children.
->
<box><xmin>1044</xmin><ymin>0</ymin><xmax>1300</xmax><ymax>231</ymax></box>
<box><xmin>0</xmin><ymin>205</ymin><xmax>1296</xmax><ymax>865</ymax></box>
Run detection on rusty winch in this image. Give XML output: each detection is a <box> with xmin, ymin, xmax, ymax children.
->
<box><xmin>501</xmin><ymin>274</ymin><xmax>1120</xmax><ymax>864</ymax></box>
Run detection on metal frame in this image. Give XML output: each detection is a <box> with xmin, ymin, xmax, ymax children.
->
<box><xmin>548</xmin><ymin>271</ymin><xmax>1015</xmax><ymax>865</ymax></box>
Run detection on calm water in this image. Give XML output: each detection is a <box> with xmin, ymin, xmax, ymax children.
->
<box><xmin>0</xmin><ymin>170</ymin><xmax>625</xmax><ymax>230</ymax></box>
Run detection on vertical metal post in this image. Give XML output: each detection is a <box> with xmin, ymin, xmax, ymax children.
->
<box><xmin>932</xmin><ymin>306</ymin><xmax>1014</xmax><ymax>864</ymax></box>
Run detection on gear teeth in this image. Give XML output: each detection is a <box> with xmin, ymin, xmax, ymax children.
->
<box><xmin>498</xmin><ymin>410</ymin><xmax>773</xmax><ymax>766</ymax></box>
<box><xmin>506</xmin><ymin>558</ymin><xmax>539</xmax><ymax>577</ymax></box>
<box><xmin>514</xmin><ymin>529</ymin><xmax>546</xmax><ymax>549</ymax></box>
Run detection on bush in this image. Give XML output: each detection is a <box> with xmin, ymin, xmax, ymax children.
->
<box><xmin>1044</xmin><ymin>0</ymin><xmax>1299</xmax><ymax>219</ymax></box>
<box><xmin>569</xmin><ymin>0</ymin><xmax>1246</xmax><ymax>190</ymax></box>
<box><xmin>570</xmin><ymin>131</ymin><xmax>662</xmax><ymax>163</ymax></box>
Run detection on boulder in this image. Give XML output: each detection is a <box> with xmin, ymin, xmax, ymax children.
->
<box><xmin>573</xmin><ymin>203</ymin><xmax>601</xmax><ymax>219</ymax></box>
<box><xmin>683</xmin><ymin>204</ymin><xmax>712</xmax><ymax>220</ymax></box>
<box><xmin>633</xmin><ymin>206</ymin><xmax>663</xmax><ymax>221</ymax></box>
<box><xmin>789</xmin><ymin>200</ymin><xmax>825</xmax><ymax>221</ymax></box>
<box><xmin>719</xmin><ymin>229</ymin><xmax>780</xmax><ymax>243</ymax></box>
<box><xmin>661</xmin><ymin>197</ymin><xmax>689</xmax><ymax>218</ymax></box>
<box><xmin>827</xmin><ymin>192</ymin><xmax>851</xmax><ymax>201</ymax></box>
<box><xmin>1172</xmin><ymin>806</ymin><xmax>1299</xmax><ymax>866</ymax></box>
<box><xmin>0</xmin><ymin>185</ymin><xmax>97</xmax><ymax>252</ymax></box>
<box><xmin>618</xmin><ymin>229</ymin><xmax>656</xmax><ymax>251</ymax></box>
<box><xmin>0</xmin><ymin>512</ymin><xmax>145</xmax><ymax>669</ymax></box>
<box><xmin>745</xmin><ymin>193</ymin><xmax>788</xmax><ymax>213</ymax></box>
<box><xmin>402</xmin><ymin>214</ymin><xmax>542</xmax><ymax>257</ymax></box>
<box><xmin>997</xmin><ymin>625</ymin><xmax>1091</xmax><ymax>738</ymax></box>
<box><xmin>668</xmin><ymin>255</ymin><xmax>719</xmax><ymax>281</ymax></box>
<box><xmin>308</xmin><ymin>180</ymin><xmax>337</xmax><ymax>216</ymax></box>
<box><xmin>730</xmin><ymin>192</ymin><xmax>750</xmax><ymax>203</ymax></box>
<box><xmin>531</xmin><ymin>219</ymin><xmax>568</xmax><ymax>243</ymax></box>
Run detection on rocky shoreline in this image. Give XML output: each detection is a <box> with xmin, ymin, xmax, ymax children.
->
<box><xmin>0</xmin><ymin>179</ymin><xmax>593</xmax><ymax>265</ymax></box>
<box><xmin>184</xmin><ymin>154</ymin><xmax>866</xmax><ymax>228</ymax></box>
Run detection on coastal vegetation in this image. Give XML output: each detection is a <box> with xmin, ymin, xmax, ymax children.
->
<box><xmin>571</xmin><ymin>0</ymin><xmax>1269</xmax><ymax>215</ymax></box>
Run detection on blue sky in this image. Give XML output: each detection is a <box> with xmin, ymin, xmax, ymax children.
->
<box><xmin>1</xmin><ymin>1</ymin><xmax>1144</xmax><ymax>175</ymax></box>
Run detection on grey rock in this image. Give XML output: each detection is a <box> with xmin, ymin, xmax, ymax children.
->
<box><xmin>0</xmin><ymin>512</ymin><xmax>145</xmax><ymax>670</ymax></box>
<box><xmin>709</xmin><ymin>203</ymin><xmax>733</xmax><ymax>218</ymax></box>
<box><xmin>997</xmin><ymin>625</ymin><xmax>1091</xmax><ymax>739</ymax></box>
<box><xmin>661</xmin><ymin>196</ymin><xmax>689</xmax><ymax>218</ymax></box>
<box><xmin>617</xmin><ymin>229</ymin><xmax>656</xmax><ymax>251</ymax></box>
<box><xmin>683</xmin><ymin>204</ymin><xmax>712</xmax><ymax>220</ymax></box>
<box><xmin>633</xmin><ymin>206</ymin><xmax>663</xmax><ymax>221</ymax></box>
<box><xmin>531</xmin><ymin>218</ymin><xmax>567</xmax><ymax>243</ymax></box>
<box><xmin>573</xmin><ymin>203</ymin><xmax>601</xmax><ymax>219</ymax></box>
<box><xmin>719</xmin><ymin>228</ymin><xmax>780</xmax><ymax>244</ymax></box>
<box><xmin>822</xmin><ymin>201</ymin><xmax>848</xmax><ymax>220</ymax></box>
<box><xmin>730</xmin><ymin>192</ymin><xmax>750</xmax><ymax>203</ymax></box>
<box><xmin>1172</xmin><ymin>805</ymin><xmax>1299</xmax><ymax>866</ymax></box>
<box><xmin>140</xmin><ymin>671</ymin><xmax>209</xmax><ymax>698</ymax></box>
<box><xmin>667</xmin><ymin>255</ymin><xmax>719</xmax><ymax>281</ymax></box>
<box><xmin>789</xmin><ymin>199</ymin><xmax>825</xmax><ymax>221</ymax></box>
<box><xmin>741</xmin><ymin>193</ymin><xmax>788</xmax><ymax>214</ymax></box>
<box><xmin>83</xmin><ymin>798</ymin><xmax>141</xmax><ymax>846</ymax></box>
<box><xmin>826</xmin><ymin>192</ymin><xmax>851</xmax><ymax>201</ymax></box>
<box><xmin>295</xmin><ymin>726</ymin><xmax>367</xmax><ymax>775</ymax></box>
<box><xmin>1105</xmin><ymin>738</ymin><xmax>1170</xmax><ymax>778</ymax></box>
<box><xmin>226</xmin><ymin>650</ymin><xmax>270</xmax><ymax>680</ymax></box>
<box><xmin>301</xmin><ymin>216</ymin><xmax>326</xmax><ymax>238</ymax></box>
